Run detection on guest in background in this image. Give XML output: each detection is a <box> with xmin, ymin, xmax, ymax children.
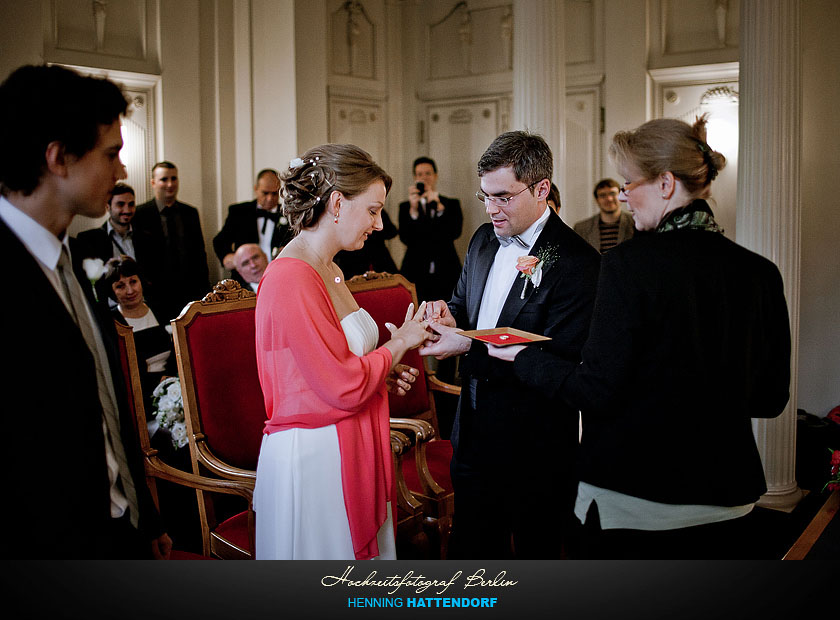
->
<box><xmin>335</xmin><ymin>208</ymin><xmax>398</xmax><ymax>278</ymax></box>
<box><xmin>233</xmin><ymin>243</ymin><xmax>269</xmax><ymax>292</ymax></box>
<box><xmin>487</xmin><ymin>115</ymin><xmax>791</xmax><ymax>559</ymax></box>
<box><xmin>134</xmin><ymin>161</ymin><xmax>210</xmax><ymax>321</ymax></box>
<box><xmin>101</xmin><ymin>256</ymin><xmax>177</xmax><ymax>413</ymax></box>
<box><xmin>398</xmin><ymin>156</ymin><xmax>463</xmax><ymax>303</ymax></box>
<box><xmin>77</xmin><ymin>183</ymin><xmax>146</xmax><ymax>263</ymax></box>
<box><xmin>573</xmin><ymin>178</ymin><xmax>634</xmax><ymax>253</ymax></box>
<box><xmin>254</xmin><ymin>144</ymin><xmax>431</xmax><ymax>560</ymax></box>
<box><xmin>213</xmin><ymin>168</ymin><xmax>294</xmax><ymax>285</ymax></box>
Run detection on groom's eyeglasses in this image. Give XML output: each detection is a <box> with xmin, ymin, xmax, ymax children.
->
<box><xmin>475</xmin><ymin>181</ymin><xmax>538</xmax><ymax>207</ymax></box>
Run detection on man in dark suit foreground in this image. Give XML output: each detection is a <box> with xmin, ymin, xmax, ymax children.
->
<box><xmin>0</xmin><ymin>64</ymin><xmax>171</xmax><ymax>559</ymax></box>
<box><xmin>213</xmin><ymin>168</ymin><xmax>293</xmax><ymax>285</ymax></box>
<box><xmin>133</xmin><ymin>161</ymin><xmax>210</xmax><ymax>321</ymax></box>
<box><xmin>420</xmin><ymin>131</ymin><xmax>601</xmax><ymax>559</ymax></box>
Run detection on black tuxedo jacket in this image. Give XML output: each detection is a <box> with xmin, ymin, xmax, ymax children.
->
<box><xmin>447</xmin><ymin>211</ymin><xmax>600</xmax><ymax>490</ymax></box>
<box><xmin>133</xmin><ymin>199</ymin><xmax>210</xmax><ymax>321</ymax></box>
<box><xmin>1</xmin><ymin>219</ymin><xmax>162</xmax><ymax>558</ymax></box>
<box><xmin>398</xmin><ymin>195</ymin><xmax>463</xmax><ymax>301</ymax></box>
<box><xmin>212</xmin><ymin>200</ymin><xmax>293</xmax><ymax>284</ymax></box>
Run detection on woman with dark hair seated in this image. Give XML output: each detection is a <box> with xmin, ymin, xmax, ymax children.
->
<box><xmin>100</xmin><ymin>256</ymin><xmax>177</xmax><ymax>412</ymax></box>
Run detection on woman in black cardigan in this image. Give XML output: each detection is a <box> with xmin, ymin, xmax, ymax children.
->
<box><xmin>485</xmin><ymin>115</ymin><xmax>791</xmax><ymax>558</ymax></box>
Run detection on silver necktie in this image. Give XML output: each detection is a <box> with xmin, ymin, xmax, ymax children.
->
<box><xmin>496</xmin><ymin>234</ymin><xmax>529</xmax><ymax>248</ymax></box>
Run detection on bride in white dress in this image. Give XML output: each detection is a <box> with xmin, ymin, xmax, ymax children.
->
<box><xmin>253</xmin><ymin>144</ymin><xmax>431</xmax><ymax>560</ymax></box>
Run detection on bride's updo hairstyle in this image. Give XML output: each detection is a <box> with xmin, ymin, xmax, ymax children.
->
<box><xmin>281</xmin><ymin>144</ymin><xmax>392</xmax><ymax>233</ymax></box>
<box><xmin>609</xmin><ymin>114</ymin><xmax>726</xmax><ymax>199</ymax></box>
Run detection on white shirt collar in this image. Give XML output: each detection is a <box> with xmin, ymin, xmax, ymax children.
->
<box><xmin>106</xmin><ymin>220</ymin><xmax>132</xmax><ymax>237</ymax></box>
<box><xmin>518</xmin><ymin>206</ymin><xmax>551</xmax><ymax>248</ymax></box>
<box><xmin>0</xmin><ymin>195</ymin><xmax>66</xmax><ymax>271</ymax></box>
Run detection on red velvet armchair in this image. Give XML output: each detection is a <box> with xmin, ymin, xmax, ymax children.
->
<box><xmin>170</xmin><ymin>280</ymin><xmax>261</xmax><ymax>559</ymax></box>
<box><xmin>114</xmin><ymin>318</ymin><xmax>251</xmax><ymax>560</ymax></box>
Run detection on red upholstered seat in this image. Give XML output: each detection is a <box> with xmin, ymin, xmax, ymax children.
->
<box><xmin>212</xmin><ymin>510</ymin><xmax>252</xmax><ymax>556</ymax></box>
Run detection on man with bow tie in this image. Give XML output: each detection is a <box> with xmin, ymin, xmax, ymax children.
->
<box><xmin>419</xmin><ymin>131</ymin><xmax>601</xmax><ymax>559</ymax></box>
<box><xmin>213</xmin><ymin>168</ymin><xmax>294</xmax><ymax>287</ymax></box>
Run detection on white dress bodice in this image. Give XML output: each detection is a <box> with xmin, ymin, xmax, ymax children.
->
<box><xmin>340</xmin><ymin>307</ymin><xmax>379</xmax><ymax>356</ymax></box>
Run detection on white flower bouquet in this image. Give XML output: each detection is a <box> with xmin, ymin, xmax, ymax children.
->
<box><xmin>150</xmin><ymin>377</ymin><xmax>188</xmax><ymax>449</ymax></box>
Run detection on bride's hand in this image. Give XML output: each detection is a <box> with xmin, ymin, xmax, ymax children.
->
<box><xmin>385</xmin><ymin>302</ymin><xmax>430</xmax><ymax>350</ymax></box>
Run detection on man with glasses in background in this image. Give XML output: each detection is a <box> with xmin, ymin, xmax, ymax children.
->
<box><xmin>419</xmin><ymin>130</ymin><xmax>600</xmax><ymax>559</ymax></box>
<box><xmin>573</xmin><ymin>178</ymin><xmax>635</xmax><ymax>253</ymax></box>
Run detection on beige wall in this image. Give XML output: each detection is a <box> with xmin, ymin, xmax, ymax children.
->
<box><xmin>799</xmin><ymin>0</ymin><xmax>840</xmax><ymax>416</ymax></box>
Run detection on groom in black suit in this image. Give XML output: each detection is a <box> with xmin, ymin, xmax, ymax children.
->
<box><xmin>213</xmin><ymin>168</ymin><xmax>294</xmax><ymax>286</ymax></box>
<box><xmin>0</xmin><ymin>64</ymin><xmax>171</xmax><ymax>558</ymax></box>
<box><xmin>420</xmin><ymin>131</ymin><xmax>600</xmax><ymax>559</ymax></box>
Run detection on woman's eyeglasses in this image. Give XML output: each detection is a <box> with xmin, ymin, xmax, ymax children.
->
<box><xmin>620</xmin><ymin>179</ymin><xmax>645</xmax><ymax>194</ymax></box>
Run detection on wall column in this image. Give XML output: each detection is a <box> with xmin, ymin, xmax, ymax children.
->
<box><xmin>737</xmin><ymin>0</ymin><xmax>802</xmax><ymax>511</ymax></box>
<box><xmin>512</xmin><ymin>0</ymin><xmax>565</xmax><ymax>191</ymax></box>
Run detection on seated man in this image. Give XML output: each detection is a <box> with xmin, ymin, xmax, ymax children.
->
<box><xmin>233</xmin><ymin>243</ymin><xmax>268</xmax><ymax>292</ymax></box>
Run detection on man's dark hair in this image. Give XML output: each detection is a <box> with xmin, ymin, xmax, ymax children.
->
<box><xmin>151</xmin><ymin>161</ymin><xmax>177</xmax><ymax>175</ymax></box>
<box><xmin>593</xmin><ymin>178</ymin><xmax>620</xmax><ymax>198</ymax></box>
<box><xmin>477</xmin><ymin>130</ymin><xmax>553</xmax><ymax>190</ymax></box>
<box><xmin>110</xmin><ymin>183</ymin><xmax>135</xmax><ymax>199</ymax></box>
<box><xmin>0</xmin><ymin>64</ymin><xmax>129</xmax><ymax>196</ymax></box>
<box><xmin>412</xmin><ymin>156</ymin><xmax>437</xmax><ymax>174</ymax></box>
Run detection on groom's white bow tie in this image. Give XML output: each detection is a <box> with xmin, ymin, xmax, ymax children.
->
<box><xmin>496</xmin><ymin>234</ymin><xmax>529</xmax><ymax>248</ymax></box>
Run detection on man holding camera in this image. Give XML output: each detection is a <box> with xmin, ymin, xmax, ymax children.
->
<box><xmin>398</xmin><ymin>156</ymin><xmax>463</xmax><ymax>303</ymax></box>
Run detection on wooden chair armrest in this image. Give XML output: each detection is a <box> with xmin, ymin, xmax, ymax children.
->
<box><xmin>390</xmin><ymin>430</ymin><xmax>423</xmax><ymax>513</ymax></box>
<box><xmin>145</xmin><ymin>454</ymin><xmax>254</xmax><ymax>502</ymax></box>
<box><xmin>389</xmin><ymin>418</ymin><xmax>445</xmax><ymax>497</ymax></box>
<box><xmin>427</xmin><ymin>374</ymin><xmax>461</xmax><ymax>397</ymax></box>
<box><xmin>389</xmin><ymin>417</ymin><xmax>436</xmax><ymax>441</ymax></box>
<box><xmin>195</xmin><ymin>440</ymin><xmax>257</xmax><ymax>483</ymax></box>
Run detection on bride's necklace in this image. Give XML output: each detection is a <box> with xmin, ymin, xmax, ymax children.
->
<box><xmin>296</xmin><ymin>237</ymin><xmax>342</xmax><ymax>284</ymax></box>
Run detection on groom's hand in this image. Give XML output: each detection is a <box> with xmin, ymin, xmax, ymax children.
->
<box><xmin>423</xmin><ymin>300</ymin><xmax>456</xmax><ymax>328</ymax></box>
<box><xmin>419</xmin><ymin>320</ymin><xmax>471</xmax><ymax>360</ymax></box>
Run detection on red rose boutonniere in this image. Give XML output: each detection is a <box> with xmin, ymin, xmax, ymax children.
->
<box><xmin>515</xmin><ymin>244</ymin><xmax>558</xmax><ymax>299</ymax></box>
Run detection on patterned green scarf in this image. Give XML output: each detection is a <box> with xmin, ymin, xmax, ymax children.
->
<box><xmin>656</xmin><ymin>199</ymin><xmax>723</xmax><ymax>234</ymax></box>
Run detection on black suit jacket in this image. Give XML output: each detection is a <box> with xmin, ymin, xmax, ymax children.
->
<box><xmin>399</xmin><ymin>195</ymin><xmax>463</xmax><ymax>301</ymax></box>
<box><xmin>75</xmin><ymin>222</ymin><xmax>156</xmax><ymax>275</ymax></box>
<box><xmin>448</xmin><ymin>211</ymin><xmax>600</xmax><ymax>493</ymax></box>
<box><xmin>1</xmin><ymin>219</ymin><xmax>163</xmax><ymax>558</ymax></box>
<box><xmin>133</xmin><ymin>199</ymin><xmax>210</xmax><ymax>321</ymax></box>
<box><xmin>515</xmin><ymin>207</ymin><xmax>791</xmax><ymax>507</ymax></box>
<box><xmin>212</xmin><ymin>200</ymin><xmax>293</xmax><ymax>284</ymax></box>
